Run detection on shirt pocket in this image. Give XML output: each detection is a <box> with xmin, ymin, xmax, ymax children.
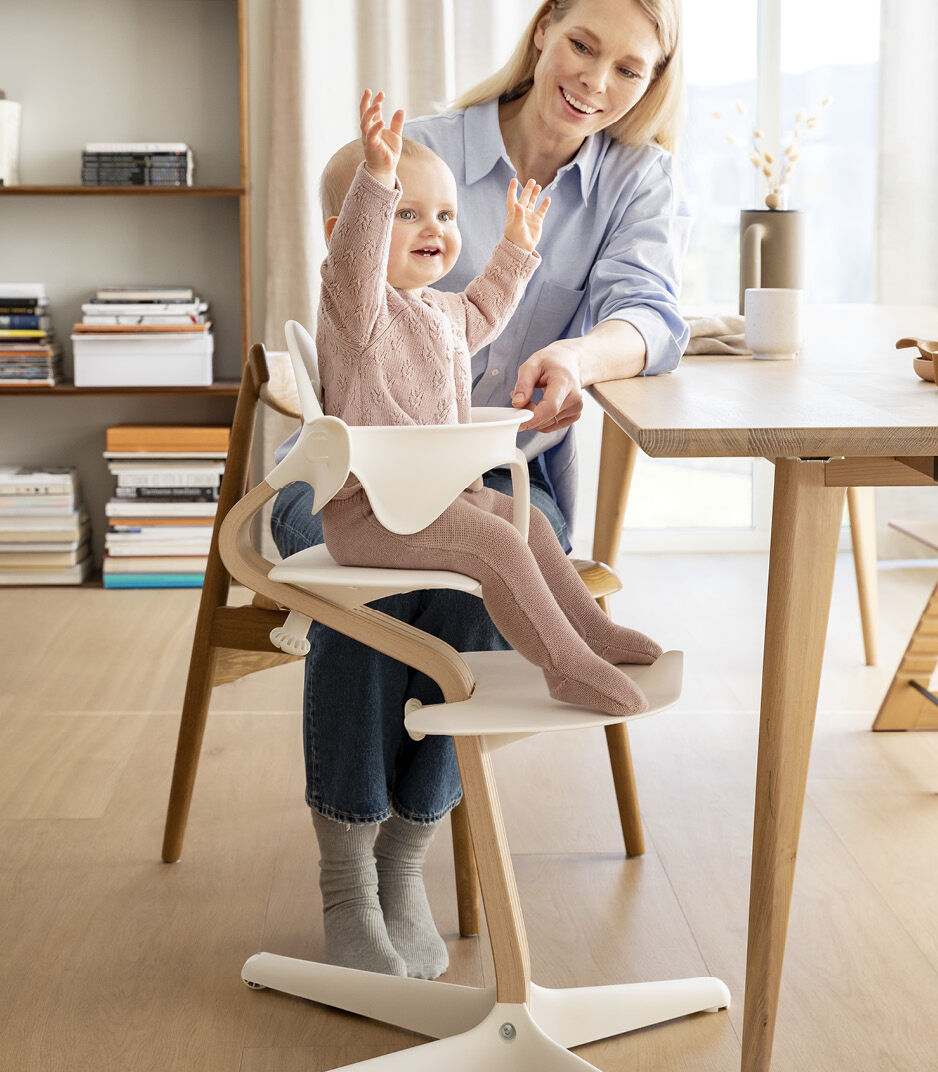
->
<box><xmin>519</xmin><ymin>278</ymin><xmax>587</xmax><ymax>360</ymax></box>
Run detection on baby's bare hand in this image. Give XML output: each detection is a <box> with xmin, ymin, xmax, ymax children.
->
<box><xmin>360</xmin><ymin>89</ymin><xmax>404</xmax><ymax>183</ymax></box>
<box><xmin>503</xmin><ymin>178</ymin><xmax>550</xmax><ymax>253</ymax></box>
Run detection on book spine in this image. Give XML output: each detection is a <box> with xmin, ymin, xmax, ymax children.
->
<box><xmin>0</xmin><ymin>315</ymin><xmax>50</xmax><ymax>329</ymax></box>
<box><xmin>113</xmin><ymin>486</ymin><xmax>218</xmax><ymax>500</ymax></box>
<box><xmin>84</xmin><ymin>142</ymin><xmax>190</xmax><ymax>153</ymax></box>
<box><xmin>0</xmin><ymin>302</ymin><xmax>46</xmax><ymax>314</ymax></box>
<box><xmin>115</xmin><ymin>471</ymin><xmax>221</xmax><ymax>487</ymax></box>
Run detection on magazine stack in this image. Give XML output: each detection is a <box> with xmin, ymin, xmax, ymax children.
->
<box><xmin>81</xmin><ymin>142</ymin><xmax>194</xmax><ymax>186</ymax></box>
<box><xmin>72</xmin><ymin>285</ymin><xmax>212</xmax><ymax>387</ymax></box>
<box><xmin>102</xmin><ymin>424</ymin><xmax>228</xmax><ymax>589</ymax></box>
<box><xmin>0</xmin><ymin>283</ymin><xmax>61</xmax><ymax>387</ymax></box>
<box><xmin>0</xmin><ymin>467</ymin><xmax>91</xmax><ymax>585</ymax></box>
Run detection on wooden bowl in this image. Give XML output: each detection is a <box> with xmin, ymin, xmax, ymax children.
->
<box><xmin>913</xmin><ymin>357</ymin><xmax>936</xmax><ymax>382</ymax></box>
<box><xmin>896</xmin><ymin>337</ymin><xmax>938</xmax><ymax>382</ymax></box>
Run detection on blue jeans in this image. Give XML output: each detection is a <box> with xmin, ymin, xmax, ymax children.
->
<box><xmin>270</xmin><ymin>463</ymin><xmax>568</xmax><ymax>824</ymax></box>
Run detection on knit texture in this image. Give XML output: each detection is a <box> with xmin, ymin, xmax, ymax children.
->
<box><xmin>318</xmin><ymin>162</ymin><xmax>540</xmax><ymax>498</ymax></box>
<box><xmin>324</xmin><ymin>485</ymin><xmax>658</xmax><ymax>718</ymax></box>
<box><xmin>311</xmin><ymin>812</ymin><xmax>407</xmax><ymax>976</ymax></box>
<box><xmin>374</xmin><ymin>815</ymin><xmax>449</xmax><ymax>980</ymax></box>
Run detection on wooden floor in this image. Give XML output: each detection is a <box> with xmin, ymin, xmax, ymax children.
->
<box><xmin>3</xmin><ymin>553</ymin><xmax>938</xmax><ymax>1071</ymax></box>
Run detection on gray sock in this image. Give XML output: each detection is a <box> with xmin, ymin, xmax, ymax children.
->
<box><xmin>311</xmin><ymin>811</ymin><xmax>407</xmax><ymax>976</ymax></box>
<box><xmin>374</xmin><ymin>814</ymin><xmax>450</xmax><ymax>980</ymax></box>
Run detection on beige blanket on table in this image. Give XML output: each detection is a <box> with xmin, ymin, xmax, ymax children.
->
<box><xmin>682</xmin><ymin>311</ymin><xmax>750</xmax><ymax>355</ymax></box>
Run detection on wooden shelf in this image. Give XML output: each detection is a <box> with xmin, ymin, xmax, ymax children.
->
<box><xmin>0</xmin><ymin>381</ymin><xmax>240</xmax><ymax>396</ymax></box>
<box><xmin>0</xmin><ymin>185</ymin><xmax>245</xmax><ymax>197</ymax></box>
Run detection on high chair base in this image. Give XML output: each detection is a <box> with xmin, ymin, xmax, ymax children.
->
<box><xmin>241</xmin><ymin>953</ymin><xmax>730</xmax><ymax>1071</ymax></box>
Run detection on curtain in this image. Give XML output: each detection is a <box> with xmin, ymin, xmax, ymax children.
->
<box><xmin>874</xmin><ymin>2</ymin><xmax>938</xmax><ymax>554</ymax></box>
<box><xmin>876</xmin><ymin>1</ymin><xmax>938</xmax><ymax>303</ymax></box>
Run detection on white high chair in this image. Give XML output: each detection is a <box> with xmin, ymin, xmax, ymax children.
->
<box><xmin>216</xmin><ymin>321</ymin><xmax>730</xmax><ymax>1070</ymax></box>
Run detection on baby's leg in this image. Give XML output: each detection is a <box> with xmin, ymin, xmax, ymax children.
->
<box><xmin>482</xmin><ymin>488</ymin><xmax>662</xmax><ymax>666</ymax></box>
<box><xmin>324</xmin><ymin>491</ymin><xmax>647</xmax><ymax>717</ymax></box>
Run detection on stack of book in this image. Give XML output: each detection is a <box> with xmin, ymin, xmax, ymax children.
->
<box><xmin>0</xmin><ymin>283</ymin><xmax>61</xmax><ymax>387</ymax></box>
<box><xmin>0</xmin><ymin>467</ymin><xmax>92</xmax><ymax>585</ymax></box>
<box><xmin>103</xmin><ymin>424</ymin><xmax>229</xmax><ymax>589</ymax></box>
<box><xmin>72</xmin><ymin>285</ymin><xmax>212</xmax><ymax>387</ymax></box>
<box><xmin>81</xmin><ymin>142</ymin><xmax>194</xmax><ymax>186</ymax></box>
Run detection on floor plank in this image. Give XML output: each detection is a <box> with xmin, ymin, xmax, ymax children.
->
<box><xmin>3</xmin><ymin>555</ymin><xmax>938</xmax><ymax>1070</ymax></box>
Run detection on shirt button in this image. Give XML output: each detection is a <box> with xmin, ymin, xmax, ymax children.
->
<box><xmin>491</xmin><ymin>368</ymin><xmax>500</xmax><ymax>376</ymax></box>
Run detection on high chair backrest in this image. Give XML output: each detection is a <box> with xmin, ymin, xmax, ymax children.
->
<box><xmin>284</xmin><ymin>319</ymin><xmax>324</xmax><ymax>420</ymax></box>
<box><xmin>276</xmin><ymin>319</ymin><xmax>532</xmax><ymax>538</ymax></box>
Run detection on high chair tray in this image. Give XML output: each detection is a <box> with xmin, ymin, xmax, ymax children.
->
<box><xmin>405</xmin><ymin>649</ymin><xmax>683</xmax><ymax>739</ymax></box>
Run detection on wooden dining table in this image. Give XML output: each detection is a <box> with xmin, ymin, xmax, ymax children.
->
<box><xmin>587</xmin><ymin>304</ymin><xmax>938</xmax><ymax>1072</ymax></box>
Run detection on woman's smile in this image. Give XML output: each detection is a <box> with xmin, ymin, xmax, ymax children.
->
<box><xmin>559</xmin><ymin>85</ymin><xmax>602</xmax><ymax>117</ymax></box>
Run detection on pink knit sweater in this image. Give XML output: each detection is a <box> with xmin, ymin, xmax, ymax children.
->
<box><xmin>317</xmin><ymin>163</ymin><xmax>539</xmax><ymax>497</ymax></box>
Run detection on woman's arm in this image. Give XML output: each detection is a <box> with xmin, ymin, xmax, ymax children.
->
<box><xmin>512</xmin><ymin>153</ymin><xmax>690</xmax><ymax>431</ymax></box>
<box><xmin>510</xmin><ymin>319</ymin><xmax>647</xmax><ymax>431</ymax></box>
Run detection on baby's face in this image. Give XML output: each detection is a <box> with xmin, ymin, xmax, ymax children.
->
<box><xmin>387</xmin><ymin>154</ymin><xmax>462</xmax><ymax>291</ymax></box>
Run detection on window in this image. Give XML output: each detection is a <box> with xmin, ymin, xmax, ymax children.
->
<box><xmin>573</xmin><ymin>0</ymin><xmax>881</xmax><ymax>557</ymax></box>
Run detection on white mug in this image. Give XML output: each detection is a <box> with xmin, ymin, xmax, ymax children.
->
<box><xmin>744</xmin><ymin>287</ymin><xmax>803</xmax><ymax>360</ymax></box>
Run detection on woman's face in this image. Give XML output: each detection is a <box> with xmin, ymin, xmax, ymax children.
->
<box><xmin>531</xmin><ymin>0</ymin><xmax>661</xmax><ymax>144</ymax></box>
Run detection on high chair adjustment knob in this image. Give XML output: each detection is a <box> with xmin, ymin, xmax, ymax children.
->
<box><xmin>270</xmin><ymin>610</ymin><xmax>314</xmax><ymax>656</ymax></box>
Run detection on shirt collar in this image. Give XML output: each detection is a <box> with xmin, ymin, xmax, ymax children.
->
<box><xmin>463</xmin><ymin>97</ymin><xmax>605</xmax><ymax>206</ymax></box>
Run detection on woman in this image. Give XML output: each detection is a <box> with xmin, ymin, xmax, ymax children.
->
<box><xmin>270</xmin><ymin>0</ymin><xmax>689</xmax><ymax>982</ymax></box>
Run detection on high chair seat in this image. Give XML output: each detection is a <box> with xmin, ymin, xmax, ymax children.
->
<box><xmin>269</xmin><ymin>542</ymin><xmax>482</xmax><ymax>609</ymax></box>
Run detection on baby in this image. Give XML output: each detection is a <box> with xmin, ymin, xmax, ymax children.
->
<box><xmin>317</xmin><ymin>89</ymin><xmax>662</xmax><ymax>719</ymax></box>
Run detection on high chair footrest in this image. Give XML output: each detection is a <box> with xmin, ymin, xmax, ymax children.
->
<box><xmin>269</xmin><ymin>544</ymin><xmax>482</xmax><ymax>609</ymax></box>
<box><xmin>405</xmin><ymin>650</ymin><xmax>683</xmax><ymax>739</ymax></box>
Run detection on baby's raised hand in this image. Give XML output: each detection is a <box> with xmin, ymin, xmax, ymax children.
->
<box><xmin>360</xmin><ymin>89</ymin><xmax>405</xmax><ymax>185</ymax></box>
<box><xmin>503</xmin><ymin>178</ymin><xmax>550</xmax><ymax>253</ymax></box>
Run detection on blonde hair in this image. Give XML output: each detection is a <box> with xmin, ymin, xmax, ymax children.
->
<box><xmin>451</xmin><ymin>0</ymin><xmax>684</xmax><ymax>154</ymax></box>
<box><xmin>320</xmin><ymin>137</ymin><xmax>441</xmax><ymax>222</ymax></box>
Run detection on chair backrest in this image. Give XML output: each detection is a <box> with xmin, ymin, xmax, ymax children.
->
<box><xmin>284</xmin><ymin>320</ymin><xmax>324</xmax><ymax>421</ymax></box>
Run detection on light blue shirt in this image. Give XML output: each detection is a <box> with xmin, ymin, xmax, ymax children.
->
<box><xmin>404</xmin><ymin>99</ymin><xmax>691</xmax><ymax>533</ymax></box>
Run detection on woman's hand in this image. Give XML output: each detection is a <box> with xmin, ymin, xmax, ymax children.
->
<box><xmin>360</xmin><ymin>89</ymin><xmax>404</xmax><ymax>185</ymax></box>
<box><xmin>503</xmin><ymin>178</ymin><xmax>550</xmax><ymax>253</ymax></box>
<box><xmin>511</xmin><ymin>340</ymin><xmax>584</xmax><ymax>432</ymax></box>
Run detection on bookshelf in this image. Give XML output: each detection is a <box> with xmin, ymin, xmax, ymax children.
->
<box><xmin>0</xmin><ymin>0</ymin><xmax>253</xmax><ymax>568</ymax></box>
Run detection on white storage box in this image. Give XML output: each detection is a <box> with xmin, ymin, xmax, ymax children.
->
<box><xmin>72</xmin><ymin>332</ymin><xmax>214</xmax><ymax>387</ymax></box>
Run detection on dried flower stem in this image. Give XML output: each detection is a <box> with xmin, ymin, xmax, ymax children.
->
<box><xmin>713</xmin><ymin>97</ymin><xmax>833</xmax><ymax>209</ymax></box>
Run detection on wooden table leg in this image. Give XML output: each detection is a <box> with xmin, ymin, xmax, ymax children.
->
<box><xmin>742</xmin><ymin>460</ymin><xmax>846</xmax><ymax>1072</ymax></box>
<box><xmin>847</xmin><ymin>485</ymin><xmax>878</xmax><ymax>666</ymax></box>
<box><xmin>592</xmin><ymin>413</ymin><xmax>639</xmax><ymax>591</ymax></box>
<box><xmin>592</xmin><ymin>413</ymin><xmax>644</xmax><ymax>857</ymax></box>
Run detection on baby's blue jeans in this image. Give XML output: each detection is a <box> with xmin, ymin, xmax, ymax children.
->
<box><xmin>270</xmin><ymin>463</ymin><xmax>568</xmax><ymax>824</ymax></box>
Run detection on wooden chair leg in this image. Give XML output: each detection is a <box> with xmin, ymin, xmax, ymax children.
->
<box><xmin>873</xmin><ymin>577</ymin><xmax>938</xmax><ymax>730</ymax></box>
<box><xmin>450</xmin><ymin>798</ymin><xmax>481</xmax><ymax>937</ymax></box>
<box><xmin>592</xmin><ymin>413</ymin><xmax>645</xmax><ymax>857</ymax></box>
<box><xmin>162</xmin><ymin>644</ymin><xmax>219</xmax><ymax>862</ymax></box>
<box><xmin>847</xmin><ymin>485</ymin><xmax>878</xmax><ymax>666</ymax></box>
<box><xmin>603</xmin><ymin>723</ymin><xmax>645</xmax><ymax>856</ymax></box>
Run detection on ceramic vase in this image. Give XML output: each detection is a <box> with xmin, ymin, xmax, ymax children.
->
<box><xmin>738</xmin><ymin>209</ymin><xmax>805</xmax><ymax>314</ymax></box>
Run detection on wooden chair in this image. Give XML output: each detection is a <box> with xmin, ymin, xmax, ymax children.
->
<box><xmin>161</xmin><ymin>342</ymin><xmax>647</xmax><ymax>936</ymax></box>
<box><xmin>873</xmin><ymin>520</ymin><xmax>938</xmax><ymax>731</ymax></box>
<box><xmin>217</xmin><ymin>351</ymin><xmax>729</xmax><ymax>1069</ymax></box>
